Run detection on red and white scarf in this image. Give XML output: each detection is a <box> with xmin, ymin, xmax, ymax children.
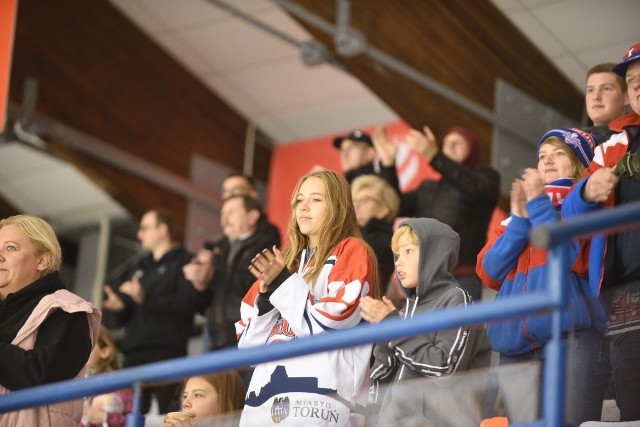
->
<box><xmin>545</xmin><ymin>178</ymin><xmax>575</xmax><ymax>208</ymax></box>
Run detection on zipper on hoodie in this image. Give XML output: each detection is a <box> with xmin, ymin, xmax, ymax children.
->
<box><xmin>396</xmin><ymin>297</ymin><xmax>420</xmax><ymax>382</ymax></box>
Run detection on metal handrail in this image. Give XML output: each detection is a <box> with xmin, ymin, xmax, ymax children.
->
<box><xmin>0</xmin><ymin>294</ymin><xmax>552</xmax><ymax>413</ymax></box>
<box><xmin>1</xmin><ymin>200</ymin><xmax>639</xmax><ymax>427</ymax></box>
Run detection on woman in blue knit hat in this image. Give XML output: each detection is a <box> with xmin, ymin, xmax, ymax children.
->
<box><xmin>476</xmin><ymin>128</ymin><xmax>608</xmax><ymax>426</ymax></box>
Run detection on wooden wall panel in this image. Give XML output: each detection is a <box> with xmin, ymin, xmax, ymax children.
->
<box><xmin>289</xmin><ymin>0</ymin><xmax>584</xmax><ymax>166</ymax></box>
<box><xmin>4</xmin><ymin>0</ymin><xmax>586</xmax><ymax>227</ymax></box>
<box><xmin>7</xmin><ymin>0</ymin><xmax>272</xmax><ymax>238</ymax></box>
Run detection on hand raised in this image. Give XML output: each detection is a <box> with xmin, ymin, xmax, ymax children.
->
<box><xmin>120</xmin><ymin>276</ymin><xmax>145</xmax><ymax>305</ymax></box>
<box><xmin>405</xmin><ymin>126</ymin><xmax>438</xmax><ymax>160</ymax></box>
<box><xmin>102</xmin><ymin>285</ymin><xmax>125</xmax><ymax>311</ymax></box>
<box><xmin>372</xmin><ymin>126</ymin><xmax>398</xmax><ymax>167</ymax></box>
<box><xmin>521</xmin><ymin>168</ymin><xmax>545</xmax><ymax>202</ymax></box>
<box><xmin>249</xmin><ymin>246</ymin><xmax>286</xmax><ymax>293</ymax></box>
<box><xmin>510</xmin><ymin>179</ymin><xmax>527</xmax><ymax>218</ymax></box>
<box><xmin>183</xmin><ymin>249</ymin><xmax>216</xmax><ymax>291</ymax></box>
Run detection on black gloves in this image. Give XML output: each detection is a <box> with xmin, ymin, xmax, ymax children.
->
<box><xmin>613</xmin><ymin>151</ymin><xmax>640</xmax><ymax>182</ymax></box>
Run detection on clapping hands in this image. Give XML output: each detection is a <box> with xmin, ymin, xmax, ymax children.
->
<box><xmin>360</xmin><ymin>296</ymin><xmax>397</xmax><ymax>323</ymax></box>
<box><xmin>249</xmin><ymin>246</ymin><xmax>286</xmax><ymax>293</ymax></box>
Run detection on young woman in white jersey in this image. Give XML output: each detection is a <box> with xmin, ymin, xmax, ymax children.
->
<box><xmin>236</xmin><ymin>170</ymin><xmax>379</xmax><ymax>427</ymax></box>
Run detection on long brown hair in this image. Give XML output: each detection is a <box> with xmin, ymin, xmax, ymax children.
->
<box><xmin>283</xmin><ymin>170</ymin><xmax>380</xmax><ymax>297</ymax></box>
<box><xmin>92</xmin><ymin>326</ymin><xmax>120</xmax><ymax>374</ymax></box>
<box><xmin>197</xmin><ymin>371</ymin><xmax>245</xmax><ymax>414</ymax></box>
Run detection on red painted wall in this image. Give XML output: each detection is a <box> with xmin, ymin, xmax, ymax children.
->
<box><xmin>265</xmin><ymin>120</ymin><xmax>441</xmax><ymax>242</ymax></box>
<box><xmin>0</xmin><ymin>0</ymin><xmax>18</xmax><ymax>133</ymax></box>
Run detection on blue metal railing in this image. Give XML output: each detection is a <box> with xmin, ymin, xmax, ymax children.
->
<box><xmin>2</xmin><ymin>201</ymin><xmax>639</xmax><ymax>426</ymax></box>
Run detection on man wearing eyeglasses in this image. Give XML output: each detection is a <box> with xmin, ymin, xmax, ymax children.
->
<box><xmin>102</xmin><ymin>208</ymin><xmax>209</xmax><ymax>414</ymax></box>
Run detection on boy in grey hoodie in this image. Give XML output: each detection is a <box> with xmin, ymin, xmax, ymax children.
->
<box><xmin>361</xmin><ymin>218</ymin><xmax>490</xmax><ymax>426</ymax></box>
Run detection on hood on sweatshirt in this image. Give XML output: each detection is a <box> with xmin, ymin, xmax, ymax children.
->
<box><xmin>397</xmin><ymin>218</ymin><xmax>460</xmax><ymax>302</ymax></box>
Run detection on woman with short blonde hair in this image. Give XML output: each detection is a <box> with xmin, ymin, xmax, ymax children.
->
<box><xmin>0</xmin><ymin>214</ymin><xmax>62</xmax><ymax>276</ymax></box>
<box><xmin>0</xmin><ymin>214</ymin><xmax>101</xmax><ymax>426</ymax></box>
<box><xmin>351</xmin><ymin>174</ymin><xmax>400</xmax><ymax>292</ymax></box>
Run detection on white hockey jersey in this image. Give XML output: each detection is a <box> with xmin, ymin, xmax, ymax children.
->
<box><xmin>236</xmin><ymin>237</ymin><xmax>376</xmax><ymax>426</ymax></box>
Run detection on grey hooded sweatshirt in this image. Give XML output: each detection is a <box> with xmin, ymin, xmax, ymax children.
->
<box><xmin>370</xmin><ymin>218</ymin><xmax>491</xmax><ymax>426</ymax></box>
<box><xmin>371</xmin><ymin>218</ymin><xmax>490</xmax><ymax>386</ymax></box>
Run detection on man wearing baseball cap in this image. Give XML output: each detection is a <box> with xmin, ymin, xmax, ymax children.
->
<box><xmin>564</xmin><ymin>42</ymin><xmax>640</xmax><ymax>421</ymax></box>
<box><xmin>333</xmin><ymin>130</ymin><xmax>398</xmax><ymax>189</ymax></box>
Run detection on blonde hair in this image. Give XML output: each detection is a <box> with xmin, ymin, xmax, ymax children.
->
<box><xmin>283</xmin><ymin>170</ymin><xmax>380</xmax><ymax>297</ymax></box>
<box><xmin>391</xmin><ymin>225</ymin><xmax>419</xmax><ymax>253</ymax></box>
<box><xmin>539</xmin><ymin>137</ymin><xmax>585</xmax><ymax>181</ymax></box>
<box><xmin>0</xmin><ymin>214</ymin><xmax>61</xmax><ymax>275</ymax></box>
<box><xmin>351</xmin><ymin>175</ymin><xmax>400</xmax><ymax>223</ymax></box>
<box><xmin>193</xmin><ymin>371</ymin><xmax>245</xmax><ymax>414</ymax></box>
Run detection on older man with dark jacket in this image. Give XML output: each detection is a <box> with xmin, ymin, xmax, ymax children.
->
<box><xmin>563</xmin><ymin>42</ymin><xmax>640</xmax><ymax>422</ymax></box>
<box><xmin>184</xmin><ymin>195</ymin><xmax>280</xmax><ymax>351</ymax></box>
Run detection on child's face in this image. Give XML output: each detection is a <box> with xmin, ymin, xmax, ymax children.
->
<box><xmin>394</xmin><ymin>236</ymin><xmax>420</xmax><ymax>289</ymax></box>
<box><xmin>181</xmin><ymin>376</ymin><xmax>220</xmax><ymax>420</ymax></box>
<box><xmin>87</xmin><ymin>339</ymin><xmax>114</xmax><ymax>371</ymax></box>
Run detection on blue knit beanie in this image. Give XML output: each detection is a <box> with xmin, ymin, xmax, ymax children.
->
<box><xmin>537</xmin><ymin>128</ymin><xmax>596</xmax><ymax>167</ymax></box>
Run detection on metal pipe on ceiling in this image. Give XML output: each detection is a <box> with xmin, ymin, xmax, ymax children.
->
<box><xmin>207</xmin><ymin>0</ymin><xmax>301</xmax><ymax>48</ymax></box>
<box><xmin>206</xmin><ymin>0</ymin><xmax>344</xmax><ymax>70</ymax></box>
<box><xmin>243</xmin><ymin>121</ymin><xmax>256</xmax><ymax>177</ymax></box>
<box><xmin>7</xmin><ymin>103</ymin><xmax>222</xmax><ymax>211</ymax></box>
<box><xmin>335</xmin><ymin>0</ymin><xmax>351</xmax><ymax>30</ymax></box>
<box><xmin>271</xmin><ymin>0</ymin><xmax>527</xmax><ymax>142</ymax></box>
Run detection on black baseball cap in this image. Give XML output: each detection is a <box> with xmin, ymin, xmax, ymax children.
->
<box><xmin>332</xmin><ymin>130</ymin><xmax>373</xmax><ymax>148</ymax></box>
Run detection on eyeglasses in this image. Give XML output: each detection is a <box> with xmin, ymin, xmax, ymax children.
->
<box><xmin>353</xmin><ymin>196</ymin><xmax>381</xmax><ymax>207</ymax></box>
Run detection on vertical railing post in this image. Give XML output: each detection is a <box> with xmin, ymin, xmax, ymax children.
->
<box><xmin>125</xmin><ymin>381</ymin><xmax>145</xmax><ymax>427</ymax></box>
<box><xmin>542</xmin><ymin>239</ymin><xmax>569</xmax><ymax>426</ymax></box>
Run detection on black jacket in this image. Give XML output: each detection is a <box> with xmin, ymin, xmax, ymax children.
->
<box><xmin>345</xmin><ymin>162</ymin><xmax>400</xmax><ymax>192</ymax></box>
<box><xmin>205</xmin><ymin>224</ymin><xmax>281</xmax><ymax>350</ymax></box>
<box><xmin>388</xmin><ymin>152</ymin><xmax>500</xmax><ymax>268</ymax></box>
<box><xmin>0</xmin><ymin>273</ymin><xmax>91</xmax><ymax>390</ymax></box>
<box><xmin>361</xmin><ymin>218</ymin><xmax>395</xmax><ymax>292</ymax></box>
<box><xmin>583</xmin><ymin>124</ymin><xmax>616</xmax><ymax>146</ymax></box>
<box><xmin>605</xmin><ymin>125</ymin><xmax>640</xmax><ymax>286</ymax></box>
<box><xmin>109</xmin><ymin>245</ymin><xmax>208</xmax><ymax>354</ymax></box>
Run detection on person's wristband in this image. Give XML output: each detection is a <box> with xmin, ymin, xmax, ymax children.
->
<box><xmin>257</xmin><ymin>293</ymin><xmax>275</xmax><ymax>315</ymax></box>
